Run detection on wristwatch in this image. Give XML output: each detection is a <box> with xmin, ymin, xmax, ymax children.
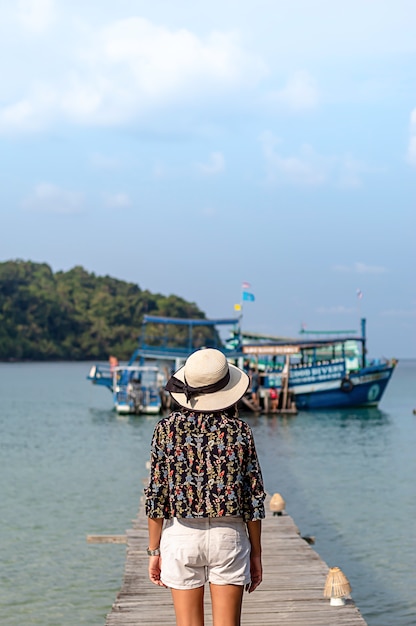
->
<box><xmin>147</xmin><ymin>547</ymin><xmax>161</xmax><ymax>556</ymax></box>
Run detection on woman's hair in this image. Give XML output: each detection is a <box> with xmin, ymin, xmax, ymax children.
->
<box><xmin>181</xmin><ymin>404</ymin><xmax>238</xmax><ymax>419</ymax></box>
<box><xmin>223</xmin><ymin>404</ymin><xmax>239</xmax><ymax>419</ymax></box>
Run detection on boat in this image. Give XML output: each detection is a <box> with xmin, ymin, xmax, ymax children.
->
<box><xmin>87</xmin><ymin>315</ymin><xmax>242</xmax><ymax>415</ymax></box>
<box><xmin>237</xmin><ymin>319</ymin><xmax>397</xmax><ymax>411</ymax></box>
<box><xmin>88</xmin><ymin>314</ymin><xmax>397</xmax><ymax>414</ymax></box>
<box><xmin>87</xmin><ymin>362</ymin><xmax>166</xmax><ymax>414</ymax></box>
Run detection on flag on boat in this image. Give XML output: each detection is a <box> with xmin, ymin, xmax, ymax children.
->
<box><xmin>357</xmin><ymin>289</ymin><xmax>363</xmax><ymax>299</ymax></box>
<box><xmin>242</xmin><ymin>281</ymin><xmax>251</xmax><ymax>289</ymax></box>
<box><xmin>234</xmin><ymin>303</ymin><xmax>242</xmax><ymax>311</ymax></box>
<box><xmin>242</xmin><ymin>291</ymin><xmax>255</xmax><ymax>302</ymax></box>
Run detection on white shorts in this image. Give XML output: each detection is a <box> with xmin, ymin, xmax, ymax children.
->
<box><xmin>160</xmin><ymin>517</ymin><xmax>251</xmax><ymax>590</ymax></box>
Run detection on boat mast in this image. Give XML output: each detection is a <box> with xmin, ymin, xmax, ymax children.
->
<box><xmin>360</xmin><ymin>317</ymin><xmax>367</xmax><ymax>368</ymax></box>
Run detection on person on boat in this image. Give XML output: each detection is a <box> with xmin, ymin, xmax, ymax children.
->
<box><xmin>144</xmin><ymin>348</ymin><xmax>265</xmax><ymax>626</ymax></box>
<box><xmin>243</xmin><ymin>359</ymin><xmax>251</xmax><ymax>373</ymax></box>
<box><xmin>269</xmin><ymin>386</ymin><xmax>279</xmax><ymax>412</ymax></box>
<box><xmin>249</xmin><ymin>367</ymin><xmax>260</xmax><ymax>410</ymax></box>
<box><xmin>109</xmin><ymin>355</ymin><xmax>118</xmax><ymax>373</ymax></box>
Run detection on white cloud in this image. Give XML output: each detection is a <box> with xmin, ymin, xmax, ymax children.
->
<box><xmin>103</xmin><ymin>192</ymin><xmax>132</xmax><ymax>209</ymax></box>
<box><xmin>61</xmin><ymin>75</ymin><xmax>105</xmax><ymax>121</ymax></box>
<box><xmin>70</xmin><ymin>18</ymin><xmax>266</xmax><ymax>123</ymax></box>
<box><xmin>242</xmin><ymin>1</ymin><xmax>416</xmax><ymax>65</ymax></box>
<box><xmin>0</xmin><ymin>85</ymin><xmax>56</xmax><ymax>133</ymax></box>
<box><xmin>16</xmin><ymin>0</ymin><xmax>55</xmax><ymax>34</ymax></box>
<box><xmin>96</xmin><ymin>19</ymin><xmax>260</xmax><ymax>92</ymax></box>
<box><xmin>22</xmin><ymin>183</ymin><xmax>84</xmax><ymax>214</ymax></box>
<box><xmin>408</xmin><ymin>108</ymin><xmax>416</xmax><ymax>166</ymax></box>
<box><xmin>336</xmin><ymin>155</ymin><xmax>383</xmax><ymax>188</ymax></box>
<box><xmin>260</xmin><ymin>131</ymin><xmax>328</xmax><ymax>185</ymax></box>
<box><xmin>316</xmin><ymin>306</ymin><xmax>356</xmax><ymax>315</ymax></box>
<box><xmin>354</xmin><ymin>262</ymin><xmax>387</xmax><ymax>274</ymax></box>
<box><xmin>267</xmin><ymin>71</ymin><xmax>319</xmax><ymax>111</ymax></box>
<box><xmin>260</xmin><ymin>131</ymin><xmax>376</xmax><ymax>187</ymax></box>
<box><xmin>196</xmin><ymin>152</ymin><xmax>225</xmax><ymax>175</ymax></box>
<box><xmin>332</xmin><ymin>262</ymin><xmax>387</xmax><ymax>274</ymax></box>
<box><xmin>0</xmin><ymin>99</ymin><xmax>35</xmax><ymax>131</ymax></box>
<box><xmin>0</xmin><ymin>17</ymin><xmax>266</xmax><ymax>132</ymax></box>
<box><xmin>380</xmin><ymin>308</ymin><xmax>416</xmax><ymax>318</ymax></box>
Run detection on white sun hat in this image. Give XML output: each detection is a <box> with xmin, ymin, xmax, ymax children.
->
<box><xmin>165</xmin><ymin>348</ymin><xmax>249</xmax><ymax>412</ymax></box>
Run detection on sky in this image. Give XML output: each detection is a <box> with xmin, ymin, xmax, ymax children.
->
<box><xmin>1</xmin><ymin>0</ymin><xmax>415</xmax><ymax>358</ymax></box>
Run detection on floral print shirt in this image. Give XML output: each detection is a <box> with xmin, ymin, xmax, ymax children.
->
<box><xmin>144</xmin><ymin>410</ymin><xmax>266</xmax><ymax>522</ymax></box>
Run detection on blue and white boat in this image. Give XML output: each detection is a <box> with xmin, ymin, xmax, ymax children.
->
<box><xmin>240</xmin><ymin>319</ymin><xmax>397</xmax><ymax>411</ymax></box>
<box><xmin>87</xmin><ymin>363</ymin><xmax>166</xmax><ymax>414</ymax></box>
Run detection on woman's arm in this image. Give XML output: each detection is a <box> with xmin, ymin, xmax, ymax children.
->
<box><xmin>147</xmin><ymin>517</ymin><xmax>166</xmax><ymax>587</ymax></box>
<box><xmin>246</xmin><ymin>520</ymin><xmax>262</xmax><ymax>593</ymax></box>
<box><xmin>242</xmin><ymin>424</ymin><xmax>266</xmax><ymax>521</ymax></box>
<box><xmin>148</xmin><ymin>516</ymin><xmax>163</xmax><ymax>550</ymax></box>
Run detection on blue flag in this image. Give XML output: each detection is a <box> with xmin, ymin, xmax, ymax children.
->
<box><xmin>242</xmin><ymin>291</ymin><xmax>255</xmax><ymax>302</ymax></box>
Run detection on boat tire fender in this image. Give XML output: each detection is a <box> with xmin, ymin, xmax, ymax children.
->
<box><xmin>340</xmin><ymin>377</ymin><xmax>353</xmax><ymax>393</ymax></box>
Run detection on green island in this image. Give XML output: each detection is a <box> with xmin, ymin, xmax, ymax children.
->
<box><xmin>0</xmin><ymin>260</ymin><xmax>208</xmax><ymax>361</ymax></box>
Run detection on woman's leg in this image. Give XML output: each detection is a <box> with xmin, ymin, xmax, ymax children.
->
<box><xmin>209</xmin><ymin>584</ymin><xmax>244</xmax><ymax>626</ymax></box>
<box><xmin>170</xmin><ymin>586</ymin><xmax>205</xmax><ymax>626</ymax></box>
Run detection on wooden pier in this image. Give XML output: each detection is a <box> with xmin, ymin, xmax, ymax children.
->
<box><xmin>103</xmin><ymin>501</ymin><xmax>368</xmax><ymax>626</ymax></box>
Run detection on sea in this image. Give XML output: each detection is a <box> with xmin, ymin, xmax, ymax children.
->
<box><xmin>0</xmin><ymin>360</ymin><xmax>415</xmax><ymax>626</ymax></box>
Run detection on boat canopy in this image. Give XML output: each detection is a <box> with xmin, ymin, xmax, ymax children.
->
<box><xmin>130</xmin><ymin>315</ymin><xmax>243</xmax><ymax>362</ymax></box>
<box><xmin>242</xmin><ymin>336</ymin><xmax>364</xmax><ymax>353</ymax></box>
<box><xmin>143</xmin><ymin>315</ymin><xmax>240</xmax><ymax>326</ymax></box>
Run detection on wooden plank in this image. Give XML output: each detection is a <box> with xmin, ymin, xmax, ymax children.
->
<box><xmin>104</xmin><ymin>498</ymin><xmax>368</xmax><ymax>626</ymax></box>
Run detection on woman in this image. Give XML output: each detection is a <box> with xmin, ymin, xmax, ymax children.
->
<box><xmin>144</xmin><ymin>348</ymin><xmax>266</xmax><ymax>626</ymax></box>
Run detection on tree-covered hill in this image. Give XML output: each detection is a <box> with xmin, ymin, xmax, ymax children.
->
<box><xmin>0</xmin><ymin>260</ymin><xmax>208</xmax><ymax>360</ymax></box>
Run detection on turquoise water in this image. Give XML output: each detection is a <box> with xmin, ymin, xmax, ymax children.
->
<box><xmin>0</xmin><ymin>361</ymin><xmax>415</xmax><ymax>625</ymax></box>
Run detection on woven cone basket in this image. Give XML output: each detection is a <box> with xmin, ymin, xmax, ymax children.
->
<box><xmin>324</xmin><ymin>567</ymin><xmax>352</xmax><ymax>598</ymax></box>
<box><xmin>269</xmin><ymin>492</ymin><xmax>286</xmax><ymax>513</ymax></box>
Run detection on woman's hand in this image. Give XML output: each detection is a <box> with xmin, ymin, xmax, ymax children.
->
<box><xmin>147</xmin><ymin>518</ymin><xmax>165</xmax><ymax>586</ymax></box>
<box><xmin>148</xmin><ymin>555</ymin><xmax>167</xmax><ymax>587</ymax></box>
<box><xmin>246</xmin><ymin>554</ymin><xmax>262</xmax><ymax>593</ymax></box>
<box><xmin>246</xmin><ymin>520</ymin><xmax>262</xmax><ymax>593</ymax></box>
